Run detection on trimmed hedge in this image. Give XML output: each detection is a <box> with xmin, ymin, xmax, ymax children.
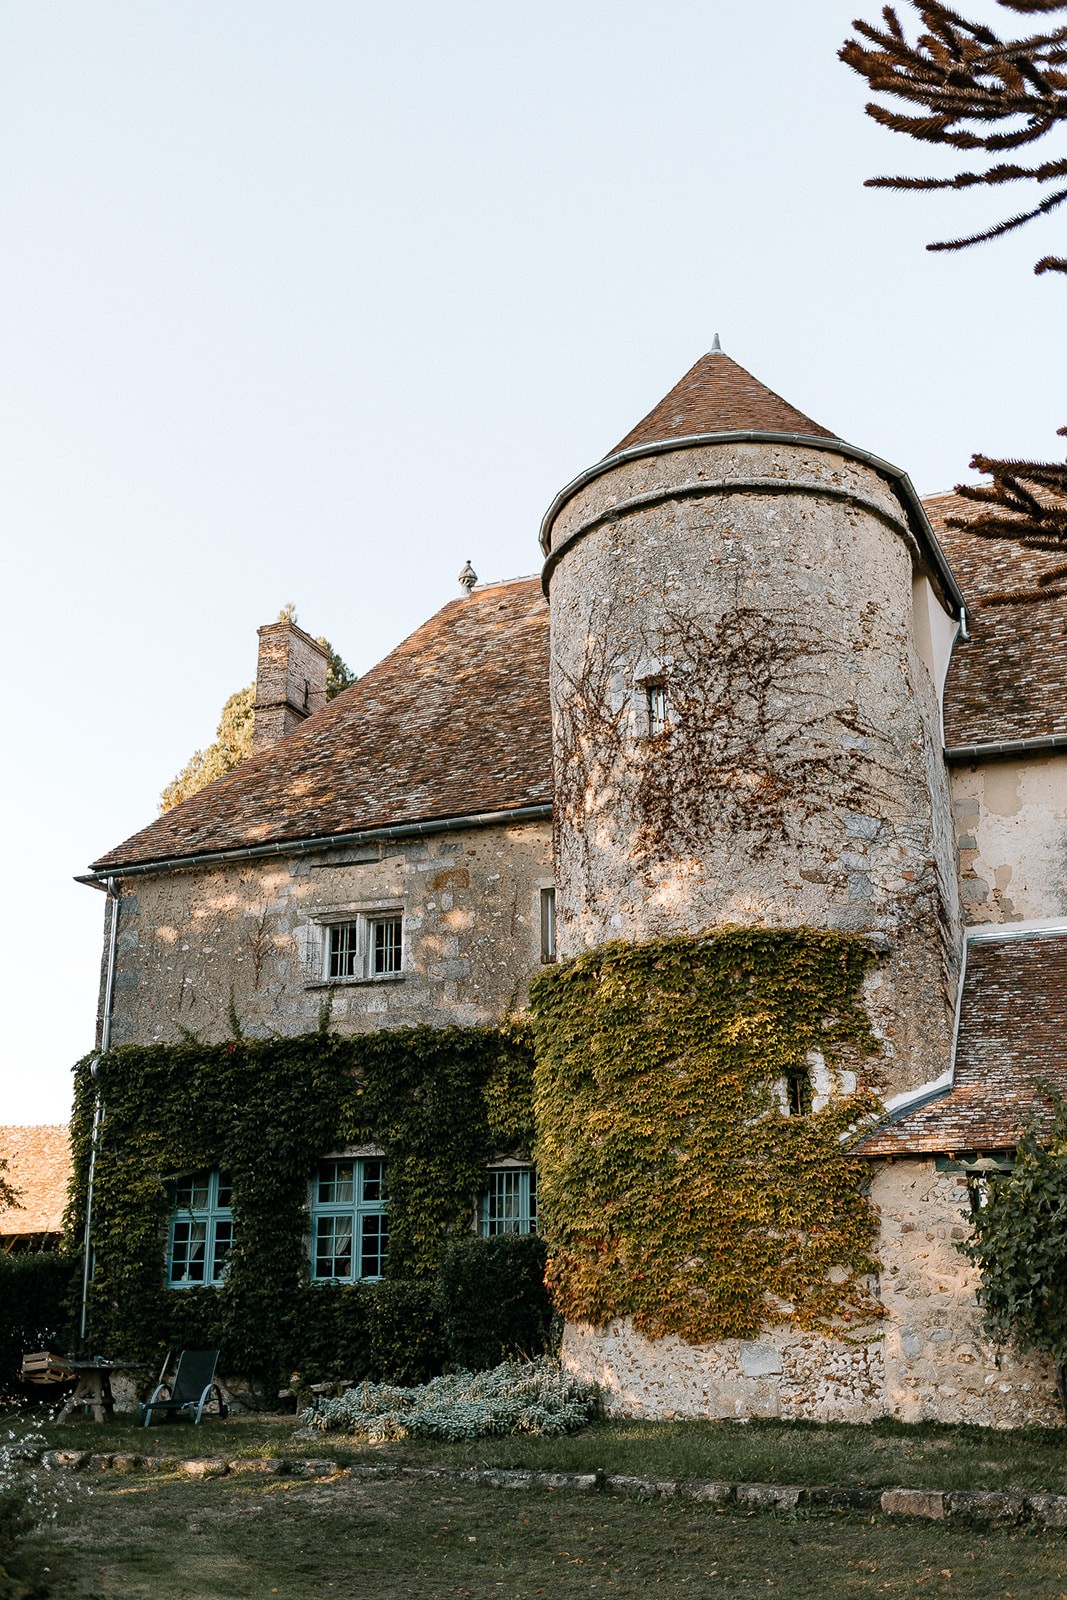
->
<box><xmin>436</xmin><ymin>1235</ymin><xmax>555</xmax><ymax>1371</ymax></box>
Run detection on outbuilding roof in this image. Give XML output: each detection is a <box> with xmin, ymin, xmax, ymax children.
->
<box><xmin>0</xmin><ymin>1125</ymin><xmax>71</xmax><ymax>1241</ymax></box>
<box><xmin>90</xmin><ymin>577</ymin><xmax>551</xmax><ymax>874</ymax></box>
<box><xmin>929</xmin><ymin>492</ymin><xmax>1067</xmax><ymax>750</ymax></box>
<box><xmin>859</xmin><ymin>929</ymin><xmax>1067</xmax><ymax>1157</ymax></box>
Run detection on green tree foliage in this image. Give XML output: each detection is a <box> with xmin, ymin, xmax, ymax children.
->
<box><xmin>160</xmin><ymin>684</ymin><xmax>255</xmax><ymax>812</ymax></box>
<box><xmin>0</xmin><ymin>1155</ymin><xmax>19</xmax><ymax>1216</ymax></box>
<box><xmin>840</xmin><ymin>3</ymin><xmax>1067</xmax><ymax>547</ymax></box>
<box><xmin>159</xmin><ymin>607</ymin><xmax>355</xmax><ymax>812</ymax></box>
<box><xmin>962</xmin><ymin>1096</ymin><xmax>1067</xmax><ymax>1420</ymax></box>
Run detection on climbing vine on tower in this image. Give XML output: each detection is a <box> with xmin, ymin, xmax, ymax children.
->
<box><xmin>529</xmin><ymin>928</ymin><xmax>885</xmax><ymax>1344</ymax></box>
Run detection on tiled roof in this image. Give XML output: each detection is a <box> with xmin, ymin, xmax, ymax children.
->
<box><xmin>925</xmin><ymin>492</ymin><xmax>1067</xmax><ymax>748</ymax></box>
<box><xmin>859</xmin><ymin>931</ymin><xmax>1067</xmax><ymax>1156</ymax></box>
<box><xmin>91</xmin><ymin>578</ymin><xmax>551</xmax><ymax>872</ymax></box>
<box><xmin>608</xmin><ymin>349</ymin><xmax>837</xmax><ymax>456</ymax></box>
<box><xmin>0</xmin><ymin>1126</ymin><xmax>71</xmax><ymax>1239</ymax></box>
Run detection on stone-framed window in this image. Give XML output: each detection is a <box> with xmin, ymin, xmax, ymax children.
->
<box><xmin>643</xmin><ymin>680</ymin><xmax>667</xmax><ymax>737</ymax></box>
<box><xmin>540</xmin><ymin>887</ymin><xmax>556</xmax><ymax>964</ymax></box>
<box><xmin>325</xmin><ymin>913</ymin><xmax>403</xmax><ymax>981</ymax></box>
<box><xmin>480</xmin><ymin>1165</ymin><xmax>537</xmax><ymax>1236</ymax></box>
<box><xmin>310</xmin><ymin>1157</ymin><xmax>388</xmax><ymax>1281</ymax></box>
<box><xmin>166</xmin><ymin>1170</ymin><xmax>233</xmax><ymax>1288</ymax></box>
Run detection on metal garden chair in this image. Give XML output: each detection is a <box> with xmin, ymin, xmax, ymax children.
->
<box><xmin>139</xmin><ymin>1348</ymin><xmax>228</xmax><ymax>1426</ymax></box>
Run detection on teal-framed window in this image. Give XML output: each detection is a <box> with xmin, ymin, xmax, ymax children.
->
<box><xmin>480</xmin><ymin>1166</ymin><xmax>537</xmax><ymax>1236</ymax></box>
<box><xmin>166</xmin><ymin>1170</ymin><xmax>233</xmax><ymax>1288</ymax></box>
<box><xmin>311</xmin><ymin>1158</ymin><xmax>388</xmax><ymax>1281</ymax></box>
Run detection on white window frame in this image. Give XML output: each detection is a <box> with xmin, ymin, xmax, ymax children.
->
<box><xmin>309</xmin><ymin>1156</ymin><xmax>388</xmax><ymax>1282</ymax></box>
<box><xmin>318</xmin><ymin>910</ymin><xmax>404</xmax><ymax>983</ymax></box>
<box><xmin>166</xmin><ymin>1170</ymin><xmax>233</xmax><ymax>1289</ymax></box>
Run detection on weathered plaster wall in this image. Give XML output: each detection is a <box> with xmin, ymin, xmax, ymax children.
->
<box><xmin>952</xmin><ymin>753</ymin><xmax>1067</xmax><ymax>924</ymax></box>
<box><xmin>547</xmin><ymin>440</ymin><xmax>962</xmax><ymax>1096</ymax></box>
<box><xmin>875</xmin><ymin>1160</ymin><xmax>1058</xmax><ymax>1428</ymax></box>
<box><xmin>560</xmin><ymin>1158</ymin><xmax>1060</xmax><ymax>1427</ymax></box>
<box><xmin>100</xmin><ymin>819</ymin><xmax>553</xmax><ymax>1047</ymax></box>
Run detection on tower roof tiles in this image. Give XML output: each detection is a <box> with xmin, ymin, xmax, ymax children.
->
<box><xmin>608</xmin><ymin>347</ymin><xmax>837</xmax><ymax>456</ymax></box>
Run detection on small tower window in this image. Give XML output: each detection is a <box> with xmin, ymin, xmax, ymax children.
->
<box><xmin>540</xmin><ymin>888</ymin><xmax>556</xmax><ymax>964</ymax></box>
<box><xmin>645</xmin><ymin>681</ymin><xmax>667</xmax><ymax>737</ymax></box>
<box><xmin>785</xmin><ymin>1069</ymin><xmax>811</xmax><ymax>1117</ymax></box>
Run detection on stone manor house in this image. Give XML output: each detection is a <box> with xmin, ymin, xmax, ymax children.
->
<box><xmin>82</xmin><ymin>346</ymin><xmax>1067</xmax><ymax>1426</ymax></box>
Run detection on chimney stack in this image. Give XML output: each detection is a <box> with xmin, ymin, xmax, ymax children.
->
<box><xmin>252</xmin><ymin>620</ymin><xmax>329</xmax><ymax>755</ymax></box>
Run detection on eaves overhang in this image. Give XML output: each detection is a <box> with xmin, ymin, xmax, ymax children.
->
<box><xmin>77</xmin><ymin>802</ymin><xmax>554</xmax><ymax>887</ymax></box>
<box><xmin>539</xmin><ymin>430</ymin><xmax>965</xmax><ymax>620</ymax></box>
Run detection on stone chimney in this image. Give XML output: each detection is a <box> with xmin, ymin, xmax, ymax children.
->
<box><xmin>252</xmin><ymin>620</ymin><xmax>329</xmax><ymax>755</ymax></box>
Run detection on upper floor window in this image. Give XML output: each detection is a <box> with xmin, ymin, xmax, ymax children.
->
<box><xmin>326</xmin><ymin>914</ymin><xmax>403</xmax><ymax>981</ymax></box>
<box><xmin>166</xmin><ymin>1170</ymin><xmax>233</xmax><ymax>1288</ymax></box>
<box><xmin>644</xmin><ymin>681</ymin><xmax>667</xmax><ymax>737</ymax></box>
<box><xmin>480</xmin><ymin>1166</ymin><xmax>537</xmax><ymax>1236</ymax></box>
<box><xmin>310</xmin><ymin>1157</ymin><xmax>388</xmax><ymax>1281</ymax></box>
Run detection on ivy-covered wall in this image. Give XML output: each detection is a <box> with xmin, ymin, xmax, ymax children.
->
<box><xmin>68</xmin><ymin>1023</ymin><xmax>541</xmax><ymax>1387</ymax></box>
<box><xmin>529</xmin><ymin>928</ymin><xmax>884</xmax><ymax>1345</ymax></box>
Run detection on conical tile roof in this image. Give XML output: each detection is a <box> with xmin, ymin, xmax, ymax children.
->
<box><xmin>608</xmin><ymin>346</ymin><xmax>836</xmax><ymax>456</ymax></box>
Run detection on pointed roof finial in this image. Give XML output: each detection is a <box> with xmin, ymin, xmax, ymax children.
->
<box><xmin>711</xmin><ymin>332</ymin><xmax>722</xmax><ymax>353</ymax></box>
<box><xmin>458</xmin><ymin>560</ymin><xmax>478</xmax><ymax>597</ymax></box>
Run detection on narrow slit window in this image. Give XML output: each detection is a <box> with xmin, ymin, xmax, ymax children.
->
<box><xmin>785</xmin><ymin>1071</ymin><xmax>811</xmax><ymax>1117</ymax></box>
<box><xmin>645</xmin><ymin>682</ymin><xmax>667</xmax><ymax>737</ymax></box>
<box><xmin>540</xmin><ymin>888</ymin><xmax>556</xmax><ymax>964</ymax></box>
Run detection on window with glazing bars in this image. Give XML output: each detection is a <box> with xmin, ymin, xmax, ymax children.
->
<box><xmin>166</xmin><ymin>1170</ymin><xmax>233</xmax><ymax>1287</ymax></box>
<box><xmin>480</xmin><ymin>1166</ymin><xmax>537</xmax><ymax>1236</ymax></box>
<box><xmin>327</xmin><ymin>915</ymin><xmax>402</xmax><ymax>979</ymax></box>
<box><xmin>311</xmin><ymin>1158</ymin><xmax>388</xmax><ymax>1281</ymax></box>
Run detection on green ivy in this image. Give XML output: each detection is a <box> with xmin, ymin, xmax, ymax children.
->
<box><xmin>529</xmin><ymin>928</ymin><xmax>884</xmax><ymax>1344</ymax></box>
<box><xmin>66</xmin><ymin>1026</ymin><xmax>536</xmax><ymax>1387</ymax></box>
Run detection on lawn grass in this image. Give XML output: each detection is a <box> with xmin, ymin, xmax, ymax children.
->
<box><xmin>20</xmin><ymin>1471</ymin><xmax>1067</xmax><ymax>1599</ymax></box>
<box><xmin>15</xmin><ymin>1408</ymin><xmax>1067</xmax><ymax>1496</ymax></box>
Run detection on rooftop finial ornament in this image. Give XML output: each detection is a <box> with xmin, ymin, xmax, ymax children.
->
<box><xmin>458</xmin><ymin>560</ymin><xmax>478</xmax><ymax>597</ymax></box>
<box><xmin>711</xmin><ymin>332</ymin><xmax>722</xmax><ymax>353</ymax></box>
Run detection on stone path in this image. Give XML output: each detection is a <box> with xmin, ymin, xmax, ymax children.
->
<box><xmin>29</xmin><ymin>1451</ymin><xmax>1067</xmax><ymax>1529</ymax></box>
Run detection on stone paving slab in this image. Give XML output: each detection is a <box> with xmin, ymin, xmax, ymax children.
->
<box><xmin>30</xmin><ymin>1450</ymin><xmax>1067</xmax><ymax>1528</ymax></box>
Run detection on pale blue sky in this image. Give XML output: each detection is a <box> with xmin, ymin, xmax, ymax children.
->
<box><xmin>3</xmin><ymin>1</ymin><xmax>1061</xmax><ymax>1120</ymax></box>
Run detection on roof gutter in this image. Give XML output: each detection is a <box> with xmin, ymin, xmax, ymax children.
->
<box><xmin>77</xmin><ymin>802</ymin><xmax>554</xmax><ymax>886</ymax></box>
<box><xmin>945</xmin><ymin>732</ymin><xmax>1067</xmax><ymax>765</ymax></box>
<box><xmin>539</xmin><ymin>431</ymin><xmax>965</xmax><ymax>619</ymax></box>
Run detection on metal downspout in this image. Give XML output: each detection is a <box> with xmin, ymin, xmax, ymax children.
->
<box><xmin>80</xmin><ymin>877</ymin><xmax>119</xmax><ymax>1345</ymax></box>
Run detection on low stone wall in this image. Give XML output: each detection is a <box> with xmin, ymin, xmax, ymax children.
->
<box><xmin>559</xmin><ymin>1157</ymin><xmax>1061</xmax><ymax>1428</ymax></box>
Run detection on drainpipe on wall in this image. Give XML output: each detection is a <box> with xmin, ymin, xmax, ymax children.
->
<box><xmin>80</xmin><ymin>877</ymin><xmax>119</xmax><ymax>1346</ymax></box>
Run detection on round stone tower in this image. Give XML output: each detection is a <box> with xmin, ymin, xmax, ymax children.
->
<box><xmin>541</xmin><ymin>343</ymin><xmax>964</xmax><ymax>1095</ymax></box>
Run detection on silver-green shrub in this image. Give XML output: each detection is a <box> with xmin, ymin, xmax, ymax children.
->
<box><xmin>303</xmin><ymin>1358</ymin><xmax>597</xmax><ymax>1441</ymax></box>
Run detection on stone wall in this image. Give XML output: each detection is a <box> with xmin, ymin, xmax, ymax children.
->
<box><xmin>99</xmin><ymin>818</ymin><xmax>553</xmax><ymax>1048</ymax></box>
<box><xmin>952</xmin><ymin>753</ymin><xmax>1067</xmax><ymax>925</ymax></box>
<box><xmin>559</xmin><ymin>1157</ymin><xmax>1060</xmax><ymax>1428</ymax></box>
<box><xmin>546</xmin><ymin>438</ymin><xmax>962</xmax><ymax>1097</ymax></box>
